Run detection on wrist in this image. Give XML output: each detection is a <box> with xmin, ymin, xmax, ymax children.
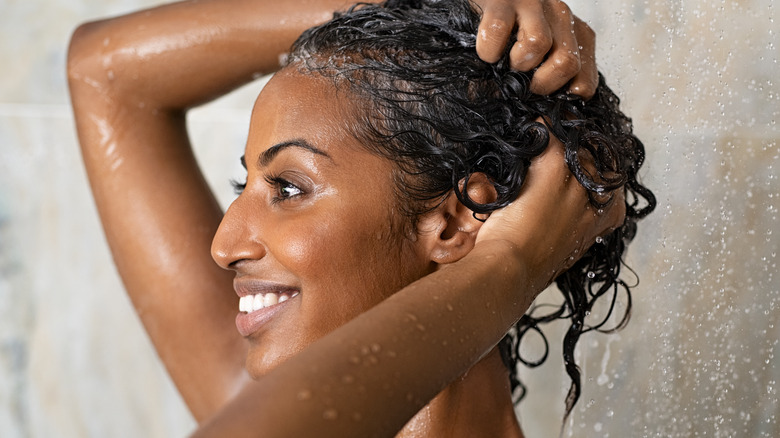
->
<box><xmin>471</xmin><ymin>238</ymin><xmax>552</xmax><ymax>304</ymax></box>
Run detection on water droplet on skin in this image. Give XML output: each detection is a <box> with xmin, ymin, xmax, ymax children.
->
<box><xmin>370</xmin><ymin>343</ymin><xmax>381</xmax><ymax>353</ymax></box>
<box><xmin>446</xmin><ymin>303</ymin><xmax>454</xmax><ymax>311</ymax></box>
<box><xmin>349</xmin><ymin>356</ymin><xmax>360</xmax><ymax>364</ymax></box>
<box><xmin>416</xmin><ymin>323</ymin><xmax>426</xmax><ymax>332</ymax></box>
<box><xmin>352</xmin><ymin>412</ymin><xmax>363</xmax><ymax>422</ymax></box>
<box><xmin>297</xmin><ymin>389</ymin><xmax>312</xmax><ymax>401</ymax></box>
<box><xmin>342</xmin><ymin>374</ymin><xmax>355</xmax><ymax>384</ymax></box>
<box><xmin>323</xmin><ymin>409</ymin><xmax>338</xmax><ymax>420</ymax></box>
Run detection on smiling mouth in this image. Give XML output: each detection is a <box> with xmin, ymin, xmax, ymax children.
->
<box><xmin>239</xmin><ymin>292</ymin><xmax>299</xmax><ymax>313</ymax></box>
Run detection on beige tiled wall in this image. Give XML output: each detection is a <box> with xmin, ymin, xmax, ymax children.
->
<box><xmin>1</xmin><ymin>0</ymin><xmax>777</xmax><ymax>436</ymax></box>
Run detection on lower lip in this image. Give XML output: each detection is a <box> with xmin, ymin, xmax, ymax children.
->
<box><xmin>235</xmin><ymin>297</ymin><xmax>295</xmax><ymax>337</ymax></box>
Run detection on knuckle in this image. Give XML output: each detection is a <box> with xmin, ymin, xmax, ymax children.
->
<box><xmin>553</xmin><ymin>51</ymin><xmax>581</xmax><ymax>76</ymax></box>
<box><xmin>523</xmin><ymin>32</ymin><xmax>553</xmax><ymax>54</ymax></box>
<box><xmin>484</xmin><ymin>17</ymin><xmax>511</xmax><ymax>35</ymax></box>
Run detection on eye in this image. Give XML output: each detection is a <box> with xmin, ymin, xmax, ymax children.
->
<box><xmin>265</xmin><ymin>176</ymin><xmax>304</xmax><ymax>203</ymax></box>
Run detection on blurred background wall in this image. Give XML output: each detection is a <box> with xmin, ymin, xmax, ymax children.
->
<box><xmin>0</xmin><ymin>0</ymin><xmax>777</xmax><ymax>436</ymax></box>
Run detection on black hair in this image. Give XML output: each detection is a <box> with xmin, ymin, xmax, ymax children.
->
<box><xmin>288</xmin><ymin>0</ymin><xmax>656</xmax><ymax>422</ymax></box>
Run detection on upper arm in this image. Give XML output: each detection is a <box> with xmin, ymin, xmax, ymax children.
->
<box><xmin>68</xmin><ymin>20</ymin><xmax>249</xmax><ymax>422</ymax></box>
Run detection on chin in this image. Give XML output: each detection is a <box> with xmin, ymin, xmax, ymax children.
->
<box><xmin>244</xmin><ymin>344</ymin><xmax>299</xmax><ymax>380</ymax></box>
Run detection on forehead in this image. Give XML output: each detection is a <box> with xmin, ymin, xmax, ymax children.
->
<box><xmin>246</xmin><ymin>69</ymin><xmax>361</xmax><ymax>157</ymax></box>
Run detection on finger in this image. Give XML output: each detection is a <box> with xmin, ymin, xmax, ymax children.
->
<box><xmin>476</xmin><ymin>1</ymin><xmax>516</xmax><ymax>63</ymax></box>
<box><xmin>508</xmin><ymin>1</ymin><xmax>553</xmax><ymax>71</ymax></box>
<box><xmin>567</xmin><ymin>17</ymin><xmax>598</xmax><ymax>99</ymax></box>
<box><xmin>529</xmin><ymin>0</ymin><xmax>581</xmax><ymax>95</ymax></box>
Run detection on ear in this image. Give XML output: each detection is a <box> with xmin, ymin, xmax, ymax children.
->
<box><xmin>416</xmin><ymin>173</ymin><xmax>498</xmax><ymax>265</ymax></box>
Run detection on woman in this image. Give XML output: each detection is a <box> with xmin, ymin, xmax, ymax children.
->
<box><xmin>67</xmin><ymin>0</ymin><xmax>653</xmax><ymax>436</ymax></box>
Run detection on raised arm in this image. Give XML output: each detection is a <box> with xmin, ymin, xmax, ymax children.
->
<box><xmin>67</xmin><ymin>0</ymin><xmax>370</xmax><ymax>421</ymax></box>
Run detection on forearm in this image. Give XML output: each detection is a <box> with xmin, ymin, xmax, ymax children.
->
<box><xmin>67</xmin><ymin>0</ymin><xmax>374</xmax><ymax>111</ymax></box>
<box><xmin>194</xmin><ymin>240</ymin><xmax>532</xmax><ymax>438</ymax></box>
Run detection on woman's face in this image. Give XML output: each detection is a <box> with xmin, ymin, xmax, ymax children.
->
<box><xmin>211</xmin><ymin>69</ymin><xmax>434</xmax><ymax>378</ymax></box>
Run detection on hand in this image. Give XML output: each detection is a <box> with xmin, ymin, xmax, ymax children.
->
<box><xmin>476</xmin><ymin>132</ymin><xmax>626</xmax><ymax>291</ymax></box>
<box><xmin>472</xmin><ymin>0</ymin><xmax>598</xmax><ymax>98</ymax></box>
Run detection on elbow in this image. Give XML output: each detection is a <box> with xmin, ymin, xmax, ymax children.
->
<box><xmin>67</xmin><ymin>22</ymin><xmax>99</xmax><ymax>85</ymax></box>
<box><xmin>67</xmin><ymin>20</ymin><xmax>120</xmax><ymax>97</ymax></box>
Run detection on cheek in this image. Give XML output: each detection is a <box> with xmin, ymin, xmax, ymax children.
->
<box><xmin>282</xmin><ymin>206</ymin><xmax>417</xmax><ymax>308</ymax></box>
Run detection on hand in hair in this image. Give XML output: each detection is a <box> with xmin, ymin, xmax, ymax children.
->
<box><xmin>472</xmin><ymin>0</ymin><xmax>598</xmax><ymax>97</ymax></box>
<box><xmin>476</xmin><ymin>130</ymin><xmax>626</xmax><ymax>295</ymax></box>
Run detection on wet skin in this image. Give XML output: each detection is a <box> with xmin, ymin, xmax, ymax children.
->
<box><xmin>211</xmin><ymin>69</ymin><xmax>436</xmax><ymax>378</ymax></box>
<box><xmin>67</xmin><ymin>1</ymin><xmax>610</xmax><ymax>434</ymax></box>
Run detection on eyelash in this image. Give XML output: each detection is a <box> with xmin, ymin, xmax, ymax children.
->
<box><xmin>231</xmin><ymin>179</ymin><xmax>247</xmax><ymax>195</ymax></box>
<box><xmin>230</xmin><ymin>175</ymin><xmax>304</xmax><ymax>203</ymax></box>
<box><xmin>266</xmin><ymin>175</ymin><xmax>304</xmax><ymax>203</ymax></box>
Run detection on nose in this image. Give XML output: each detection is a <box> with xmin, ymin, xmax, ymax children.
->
<box><xmin>211</xmin><ymin>194</ymin><xmax>267</xmax><ymax>270</ymax></box>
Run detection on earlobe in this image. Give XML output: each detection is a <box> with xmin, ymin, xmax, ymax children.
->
<box><xmin>418</xmin><ymin>173</ymin><xmax>498</xmax><ymax>265</ymax></box>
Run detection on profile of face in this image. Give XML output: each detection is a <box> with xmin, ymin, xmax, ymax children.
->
<box><xmin>211</xmin><ymin>69</ymin><xmax>439</xmax><ymax>378</ymax></box>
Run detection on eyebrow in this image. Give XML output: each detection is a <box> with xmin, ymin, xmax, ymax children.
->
<box><xmin>257</xmin><ymin>139</ymin><xmax>331</xmax><ymax>167</ymax></box>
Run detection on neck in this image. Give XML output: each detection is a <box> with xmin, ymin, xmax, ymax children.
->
<box><xmin>395</xmin><ymin>348</ymin><xmax>524</xmax><ymax>438</ymax></box>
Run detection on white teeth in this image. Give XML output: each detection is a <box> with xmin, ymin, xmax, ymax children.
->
<box><xmin>252</xmin><ymin>294</ymin><xmax>264</xmax><ymax>312</ymax></box>
<box><xmin>239</xmin><ymin>292</ymin><xmax>296</xmax><ymax>313</ymax></box>
<box><xmin>239</xmin><ymin>295</ymin><xmax>251</xmax><ymax>312</ymax></box>
<box><xmin>263</xmin><ymin>293</ymin><xmax>279</xmax><ymax>307</ymax></box>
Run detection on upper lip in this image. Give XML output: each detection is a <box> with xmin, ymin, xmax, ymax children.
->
<box><xmin>233</xmin><ymin>278</ymin><xmax>300</xmax><ymax>298</ymax></box>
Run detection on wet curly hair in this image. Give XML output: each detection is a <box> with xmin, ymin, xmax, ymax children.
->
<box><xmin>287</xmin><ymin>0</ymin><xmax>656</xmax><ymax>421</ymax></box>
